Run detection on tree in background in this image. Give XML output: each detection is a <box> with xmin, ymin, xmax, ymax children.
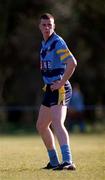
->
<box><xmin>0</xmin><ymin>0</ymin><xmax>105</xmax><ymax>128</ymax></box>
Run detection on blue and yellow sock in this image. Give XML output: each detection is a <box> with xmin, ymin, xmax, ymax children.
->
<box><xmin>48</xmin><ymin>149</ymin><xmax>59</xmax><ymax>167</ymax></box>
<box><xmin>61</xmin><ymin>144</ymin><xmax>72</xmax><ymax>163</ymax></box>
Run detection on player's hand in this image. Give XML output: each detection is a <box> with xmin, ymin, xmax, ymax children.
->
<box><xmin>50</xmin><ymin>81</ymin><xmax>63</xmax><ymax>91</ymax></box>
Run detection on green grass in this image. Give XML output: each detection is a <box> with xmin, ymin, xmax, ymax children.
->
<box><xmin>0</xmin><ymin>133</ymin><xmax>105</xmax><ymax>180</ymax></box>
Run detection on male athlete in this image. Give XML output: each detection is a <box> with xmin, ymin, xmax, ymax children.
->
<box><xmin>36</xmin><ymin>13</ymin><xmax>77</xmax><ymax>170</ymax></box>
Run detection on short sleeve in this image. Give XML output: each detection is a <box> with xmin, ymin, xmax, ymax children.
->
<box><xmin>56</xmin><ymin>40</ymin><xmax>73</xmax><ymax>63</ymax></box>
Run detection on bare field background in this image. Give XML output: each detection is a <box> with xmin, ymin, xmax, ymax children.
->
<box><xmin>0</xmin><ymin>133</ymin><xmax>105</xmax><ymax>180</ymax></box>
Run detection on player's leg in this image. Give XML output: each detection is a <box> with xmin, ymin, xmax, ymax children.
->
<box><xmin>51</xmin><ymin>105</ymin><xmax>69</xmax><ymax>145</ymax></box>
<box><xmin>36</xmin><ymin>104</ymin><xmax>59</xmax><ymax>168</ymax></box>
<box><xmin>51</xmin><ymin>105</ymin><xmax>76</xmax><ymax>170</ymax></box>
<box><xmin>36</xmin><ymin>105</ymin><xmax>53</xmax><ymax>149</ymax></box>
<box><xmin>51</xmin><ymin>105</ymin><xmax>72</xmax><ymax>160</ymax></box>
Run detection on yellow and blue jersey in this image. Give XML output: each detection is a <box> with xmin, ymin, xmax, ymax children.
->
<box><xmin>40</xmin><ymin>32</ymin><xmax>74</xmax><ymax>84</ymax></box>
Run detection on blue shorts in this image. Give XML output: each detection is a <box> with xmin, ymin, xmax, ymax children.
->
<box><xmin>42</xmin><ymin>82</ymin><xmax>72</xmax><ymax>107</ymax></box>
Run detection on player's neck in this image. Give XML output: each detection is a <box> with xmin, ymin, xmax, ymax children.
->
<box><xmin>44</xmin><ymin>32</ymin><xmax>55</xmax><ymax>42</ymax></box>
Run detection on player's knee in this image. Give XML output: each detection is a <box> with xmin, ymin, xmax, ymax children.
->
<box><xmin>52</xmin><ymin>121</ymin><xmax>63</xmax><ymax>132</ymax></box>
<box><xmin>36</xmin><ymin>121</ymin><xmax>45</xmax><ymax>133</ymax></box>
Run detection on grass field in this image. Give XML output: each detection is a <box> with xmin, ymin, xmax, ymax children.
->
<box><xmin>0</xmin><ymin>133</ymin><xmax>105</xmax><ymax>180</ymax></box>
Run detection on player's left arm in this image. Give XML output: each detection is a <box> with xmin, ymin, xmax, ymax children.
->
<box><xmin>51</xmin><ymin>54</ymin><xmax>77</xmax><ymax>91</ymax></box>
<box><xmin>61</xmin><ymin>56</ymin><xmax>77</xmax><ymax>84</ymax></box>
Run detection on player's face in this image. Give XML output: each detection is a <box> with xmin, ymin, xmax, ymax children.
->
<box><xmin>39</xmin><ymin>18</ymin><xmax>55</xmax><ymax>41</ymax></box>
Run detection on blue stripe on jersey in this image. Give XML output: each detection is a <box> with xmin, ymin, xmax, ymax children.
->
<box><xmin>41</xmin><ymin>68</ymin><xmax>64</xmax><ymax>77</ymax></box>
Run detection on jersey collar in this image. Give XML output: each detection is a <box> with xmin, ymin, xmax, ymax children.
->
<box><xmin>44</xmin><ymin>32</ymin><xmax>56</xmax><ymax>45</ymax></box>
